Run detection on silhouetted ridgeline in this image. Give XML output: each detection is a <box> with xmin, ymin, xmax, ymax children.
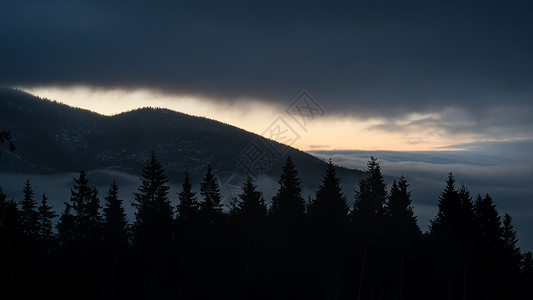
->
<box><xmin>1</xmin><ymin>154</ymin><xmax>532</xmax><ymax>300</ymax></box>
<box><xmin>0</xmin><ymin>88</ymin><xmax>362</xmax><ymax>191</ymax></box>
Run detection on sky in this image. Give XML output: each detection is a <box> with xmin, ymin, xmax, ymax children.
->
<box><xmin>2</xmin><ymin>1</ymin><xmax>533</xmax><ymax>151</ymax></box>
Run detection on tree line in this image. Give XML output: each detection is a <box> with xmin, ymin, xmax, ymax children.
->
<box><xmin>1</xmin><ymin>154</ymin><xmax>532</xmax><ymax>299</ymax></box>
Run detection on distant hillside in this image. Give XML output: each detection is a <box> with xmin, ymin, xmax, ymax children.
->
<box><xmin>0</xmin><ymin>88</ymin><xmax>365</xmax><ymax>191</ymax></box>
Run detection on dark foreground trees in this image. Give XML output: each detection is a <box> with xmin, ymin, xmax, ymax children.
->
<box><xmin>0</xmin><ymin>156</ymin><xmax>531</xmax><ymax>300</ymax></box>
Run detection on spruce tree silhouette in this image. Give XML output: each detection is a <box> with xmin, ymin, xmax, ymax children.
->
<box><xmin>430</xmin><ymin>173</ymin><xmax>462</xmax><ymax>236</ymax></box>
<box><xmin>270</xmin><ymin>156</ymin><xmax>306</xmax><ymax>225</ymax></box>
<box><xmin>20</xmin><ymin>179</ymin><xmax>39</xmax><ymax>237</ymax></box>
<box><xmin>522</xmin><ymin>251</ymin><xmax>533</xmax><ymax>294</ymax></box>
<box><xmin>385</xmin><ymin>176</ymin><xmax>422</xmax><ymax>300</ymax></box>
<box><xmin>57</xmin><ymin>170</ymin><xmax>104</xmax><ymax>298</ymax></box>
<box><xmin>57</xmin><ymin>203</ymin><xmax>76</xmax><ymax>248</ymax></box>
<box><xmin>429</xmin><ymin>173</ymin><xmax>465</xmax><ymax>300</ymax></box>
<box><xmin>352</xmin><ymin>156</ymin><xmax>387</xmax><ymax>225</ymax></box>
<box><xmin>199</xmin><ymin>165</ymin><xmax>224</xmax><ymax>225</ymax></box>
<box><xmin>103</xmin><ymin>180</ymin><xmax>129</xmax><ymax>247</ymax></box>
<box><xmin>269</xmin><ymin>156</ymin><xmax>308</xmax><ymax>299</ymax></box>
<box><xmin>132</xmin><ymin>152</ymin><xmax>173</xmax><ymax>245</ymax></box>
<box><xmin>197</xmin><ymin>164</ymin><xmax>226</xmax><ymax>298</ymax></box>
<box><xmin>37</xmin><ymin>193</ymin><xmax>57</xmax><ymax>240</ymax></box>
<box><xmin>502</xmin><ymin>213</ymin><xmax>521</xmax><ymax>270</ymax></box>
<box><xmin>309</xmin><ymin>159</ymin><xmax>348</xmax><ymax>229</ymax></box>
<box><xmin>386</xmin><ymin>176</ymin><xmax>420</xmax><ymax>237</ymax></box>
<box><xmin>103</xmin><ymin>180</ymin><xmax>129</xmax><ymax>300</ymax></box>
<box><xmin>227</xmin><ymin>176</ymin><xmax>268</xmax><ymax>299</ymax></box>
<box><xmin>457</xmin><ymin>185</ymin><xmax>477</xmax><ymax>300</ymax></box>
<box><xmin>308</xmin><ymin>159</ymin><xmax>349</xmax><ymax>299</ymax></box>
<box><xmin>176</xmin><ymin>170</ymin><xmax>200</xmax><ymax>299</ymax></box>
<box><xmin>234</xmin><ymin>175</ymin><xmax>267</xmax><ymax>225</ymax></box>
<box><xmin>177</xmin><ymin>170</ymin><xmax>199</xmax><ymax>225</ymax></box>
<box><xmin>500</xmin><ymin>213</ymin><xmax>522</xmax><ymax>297</ymax></box>
<box><xmin>69</xmin><ymin>170</ymin><xmax>102</xmax><ymax>243</ymax></box>
<box><xmin>132</xmin><ymin>152</ymin><xmax>174</xmax><ymax>297</ymax></box>
<box><xmin>473</xmin><ymin>193</ymin><xmax>503</xmax><ymax>299</ymax></box>
<box><xmin>36</xmin><ymin>193</ymin><xmax>58</xmax><ymax>279</ymax></box>
<box><xmin>0</xmin><ymin>187</ymin><xmax>21</xmax><ymax>297</ymax></box>
<box><xmin>351</xmin><ymin>157</ymin><xmax>388</xmax><ymax>300</ymax></box>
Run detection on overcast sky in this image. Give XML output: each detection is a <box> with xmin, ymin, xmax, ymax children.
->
<box><xmin>2</xmin><ymin>1</ymin><xmax>533</xmax><ymax>150</ymax></box>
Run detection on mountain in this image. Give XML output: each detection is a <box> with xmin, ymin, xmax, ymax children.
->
<box><xmin>0</xmin><ymin>88</ymin><xmax>365</xmax><ymax>196</ymax></box>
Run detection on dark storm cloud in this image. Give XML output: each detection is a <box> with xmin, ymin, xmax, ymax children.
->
<box><xmin>2</xmin><ymin>1</ymin><xmax>533</xmax><ymax>127</ymax></box>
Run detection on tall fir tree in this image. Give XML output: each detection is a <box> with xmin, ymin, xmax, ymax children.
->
<box><xmin>270</xmin><ymin>156</ymin><xmax>306</xmax><ymax>225</ymax></box>
<box><xmin>501</xmin><ymin>213</ymin><xmax>521</xmax><ymax>277</ymax></box>
<box><xmin>234</xmin><ymin>175</ymin><xmax>267</xmax><ymax>225</ymax></box>
<box><xmin>103</xmin><ymin>180</ymin><xmax>129</xmax><ymax>247</ymax></box>
<box><xmin>474</xmin><ymin>194</ymin><xmax>502</xmax><ymax>247</ymax></box>
<box><xmin>522</xmin><ymin>251</ymin><xmax>533</xmax><ymax>289</ymax></box>
<box><xmin>352</xmin><ymin>156</ymin><xmax>387</xmax><ymax>225</ymax></box>
<box><xmin>199</xmin><ymin>165</ymin><xmax>224</xmax><ymax>225</ymax></box>
<box><xmin>132</xmin><ymin>152</ymin><xmax>173</xmax><ymax>246</ymax></box>
<box><xmin>428</xmin><ymin>173</ymin><xmax>467</xmax><ymax>300</ymax></box>
<box><xmin>473</xmin><ymin>193</ymin><xmax>504</xmax><ymax>299</ymax></box>
<box><xmin>308</xmin><ymin>159</ymin><xmax>348</xmax><ymax>229</ymax></box>
<box><xmin>103</xmin><ymin>180</ymin><xmax>129</xmax><ymax>300</ymax></box>
<box><xmin>57</xmin><ymin>204</ymin><xmax>76</xmax><ymax>247</ymax></box>
<box><xmin>177</xmin><ymin>170</ymin><xmax>199</xmax><ymax>224</ymax></box>
<box><xmin>69</xmin><ymin>170</ymin><xmax>102</xmax><ymax>243</ymax></box>
<box><xmin>350</xmin><ymin>157</ymin><xmax>388</xmax><ymax>300</ymax></box>
<box><xmin>430</xmin><ymin>173</ymin><xmax>462</xmax><ymax>236</ymax></box>
<box><xmin>386</xmin><ymin>176</ymin><xmax>420</xmax><ymax>236</ymax></box>
<box><xmin>20</xmin><ymin>179</ymin><xmax>39</xmax><ymax>237</ymax></box>
<box><xmin>0</xmin><ymin>186</ymin><xmax>20</xmax><ymax>249</ymax></box>
<box><xmin>37</xmin><ymin>193</ymin><xmax>57</xmax><ymax>239</ymax></box>
<box><xmin>0</xmin><ymin>188</ymin><xmax>21</xmax><ymax>298</ymax></box>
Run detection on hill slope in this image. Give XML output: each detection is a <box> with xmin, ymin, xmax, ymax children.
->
<box><xmin>0</xmin><ymin>88</ymin><xmax>365</xmax><ymax>192</ymax></box>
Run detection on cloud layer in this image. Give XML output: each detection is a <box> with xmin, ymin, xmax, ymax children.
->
<box><xmin>2</xmin><ymin>1</ymin><xmax>533</xmax><ymax>137</ymax></box>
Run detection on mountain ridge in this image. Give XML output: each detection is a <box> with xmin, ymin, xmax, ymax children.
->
<box><xmin>0</xmin><ymin>88</ymin><xmax>365</xmax><ymax>192</ymax></box>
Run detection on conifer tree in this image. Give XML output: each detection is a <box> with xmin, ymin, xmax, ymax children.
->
<box><xmin>428</xmin><ymin>173</ymin><xmax>466</xmax><ymax>300</ymax></box>
<box><xmin>20</xmin><ymin>179</ymin><xmax>39</xmax><ymax>237</ymax></box>
<box><xmin>351</xmin><ymin>157</ymin><xmax>388</xmax><ymax>300</ymax></box>
<box><xmin>69</xmin><ymin>170</ymin><xmax>102</xmax><ymax>243</ymax></box>
<box><xmin>522</xmin><ymin>251</ymin><xmax>533</xmax><ymax>285</ymax></box>
<box><xmin>352</xmin><ymin>156</ymin><xmax>387</xmax><ymax>226</ymax></box>
<box><xmin>308</xmin><ymin>159</ymin><xmax>348</xmax><ymax>229</ymax></box>
<box><xmin>234</xmin><ymin>175</ymin><xmax>267</xmax><ymax>225</ymax></box>
<box><xmin>473</xmin><ymin>193</ymin><xmax>504</xmax><ymax>298</ymax></box>
<box><xmin>0</xmin><ymin>187</ymin><xmax>20</xmax><ymax>249</ymax></box>
<box><xmin>57</xmin><ymin>204</ymin><xmax>76</xmax><ymax>247</ymax></box>
<box><xmin>132</xmin><ymin>152</ymin><xmax>173</xmax><ymax>246</ymax></box>
<box><xmin>501</xmin><ymin>213</ymin><xmax>521</xmax><ymax>271</ymax></box>
<box><xmin>0</xmin><ymin>188</ymin><xmax>21</xmax><ymax>297</ymax></box>
<box><xmin>37</xmin><ymin>193</ymin><xmax>57</xmax><ymax>239</ymax></box>
<box><xmin>199</xmin><ymin>165</ymin><xmax>224</xmax><ymax>225</ymax></box>
<box><xmin>474</xmin><ymin>194</ymin><xmax>502</xmax><ymax>247</ymax></box>
<box><xmin>177</xmin><ymin>170</ymin><xmax>199</xmax><ymax>224</ymax></box>
<box><xmin>103</xmin><ymin>180</ymin><xmax>129</xmax><ymax>247</ymax></box>
<box><xmin>270</xmin><ymin>156</ymin><xmax>306</xmax><ymax>225</ymax></box>
<box><xmin>430</xmin><ymin>173</ymin><xmax>462</xmax><ymax>236</ymax></box>
<box><xmin>458</xmin><ymin>185</ymin><xmax>476</xmax><ymax>235</ymax></box>
<box><xmin>386</xmin><ymin>176</ymin><xmax>420</xmax><ymax>236</ymax></box>
<box><xmin>103</xmin><ymin>180</ymin><xmax>129</xmax><ymax>299</ymax></box>
<box><xmin>385</xmin><ymin>176</ymin><xmax>421</xmax><ymax>300</ymax></box>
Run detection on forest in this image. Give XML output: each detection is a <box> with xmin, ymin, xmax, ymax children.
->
<box><xmin>1</xmin><ymin>153</ymin><xmax>532</xmax><ymax>300</ymax></box>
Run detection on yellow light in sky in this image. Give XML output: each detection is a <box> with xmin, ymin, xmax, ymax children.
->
<box><xmin>22</xmin><ymin>86</ymin><xmax>477</xmax><ymax>151</ymax></box>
